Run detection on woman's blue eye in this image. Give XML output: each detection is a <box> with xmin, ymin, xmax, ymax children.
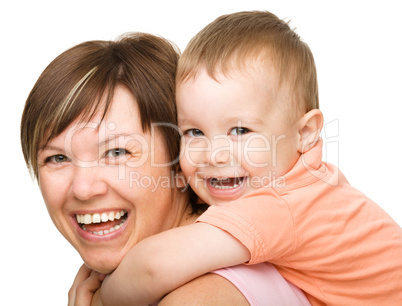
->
<box><xmin>185</xmin><ymin>129</ymin><xmax>204</xmax><ymax>137</ymax></box>
<box><xmin>106</xmin><ymin>148</ymin><xmax>128</xmax><ymax>158</ymax></box>
<box><xmin>229</xmin><ymin>127</ymin><xmax>250</xmax><ymax>136</ymax></box>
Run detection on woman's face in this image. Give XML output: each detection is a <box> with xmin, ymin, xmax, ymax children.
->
<box><xmin>38</xmin><ymin>86</ymin><xmax>184</xmax><ymax>273</ymax></box>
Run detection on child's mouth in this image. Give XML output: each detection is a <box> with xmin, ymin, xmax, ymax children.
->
<box><xmin>208</xmin><ymin>177</ymin><xmax>245</xmax><ymax>190</ymax></box>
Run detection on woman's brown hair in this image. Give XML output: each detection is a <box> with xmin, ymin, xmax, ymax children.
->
<box><xmin>21</xmin><ymin>32</ymin><xmax>180</xmax><ymax>180</ymax></box>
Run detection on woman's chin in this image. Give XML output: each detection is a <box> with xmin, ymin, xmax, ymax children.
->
<box><xmin>71</xmin><ymin>224</ymin><xmax>134</xmax><ymax>273</ymax></box>
<box><xmin>80</xmin><ymin>252</ymin><xmax>124</xmax><ymax>274</ymax></box>
<box><xmin>85</xmin><ymin>260</ymin><xmax>118</xmax><ymax>274</ymax></box>
<box><xmin>91</xmin><ymin>263</ymin><xmax>116</xmax><ymax>274</ymax></box>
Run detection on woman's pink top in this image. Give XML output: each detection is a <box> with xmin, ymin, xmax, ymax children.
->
<box><xmin>213</xmin><ymin>263</ymin><xmax>310</xmax><ymax>305</ymax></box>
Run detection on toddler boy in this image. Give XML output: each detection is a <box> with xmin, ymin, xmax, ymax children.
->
<box><xmin>100</xmin><ymin>11</ymin><xmax>402</xmax><ymax>305</ymax></box>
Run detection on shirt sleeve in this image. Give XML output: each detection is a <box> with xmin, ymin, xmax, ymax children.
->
<box><xmin>196</xmin><ymin>190</ymin><xmax>296</xmax><ymax>264</ymax></box>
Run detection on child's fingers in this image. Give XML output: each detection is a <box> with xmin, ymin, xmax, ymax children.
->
<box><xmin>74</xmin><ymin>272</ymin><xmax>105</xmax><ymax>306</ymax></box>
<box><xmin>68</xmin><ymin>264</ymin><xmax>106</xmax><ymax>306</ymax></box>
<box><xmin>74</xmin><ymin>264</ymin><xmax>92</xmax><ymax>286</ymax></box>
<box><xmin>69</xmin><ymin>264</ymin><xmax>92</xmax><ymax>305</ymax></box>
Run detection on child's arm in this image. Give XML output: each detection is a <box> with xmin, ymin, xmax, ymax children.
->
<box><xmin>100</xmin><ymin>223</ymin><xmax>250</xmax><ymax>306</ymax></box>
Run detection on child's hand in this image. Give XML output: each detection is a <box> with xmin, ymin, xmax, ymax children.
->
<box><xmin>68</xmin><ymin>264</ymin><xmax>106</xmax><ymax>306</ymax></box>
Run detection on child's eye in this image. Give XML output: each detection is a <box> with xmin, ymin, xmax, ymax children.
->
<box><xmin>46</xmin><ymin>154</ymin><xmax>70</xmax><ymax>164</ymax></box>
<box><xmin>184</xmin><ymin>129</ymin><xmax>204</xmax><ymax>137</ymax></box>
<box><xmin>105</xmin><ymin>148</ymin><xmax>128</xmax><ymax>158</ymax></box>
<box><xmin>229</xmin><ymin>127</ymin><xmax>250</xmax><ymax>136</ymax></box>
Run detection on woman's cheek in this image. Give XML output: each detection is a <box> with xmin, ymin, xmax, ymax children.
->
<box><xmin>39</xmin><ymin>169</ymin><xmax>66</xmax><ymax>209</ymax></box>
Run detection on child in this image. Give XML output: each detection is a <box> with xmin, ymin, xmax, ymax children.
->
<box><xmin>99</xmin><ymin>11</ymin><xmax>402</xmax><ymax>305</ymax></box>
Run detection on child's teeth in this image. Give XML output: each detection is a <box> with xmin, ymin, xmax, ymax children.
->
<box><xmin>210</xmin><ymin>177</ymin><xmax>244</xmax><ymax>189</ymax></box>
<box><xmin>213</xmin><ymin>184</ymin><xmax>239</xmax><ymax>190</ymax></box>
<box><xmin>101</xmin><ymin>213</ymin><xmax>108</xmax><ymax>222</ymax></box>
<box><xmin>108</xmin><ymin>212</ymin><xmax>115</xmax><ymax>221</ymax></box>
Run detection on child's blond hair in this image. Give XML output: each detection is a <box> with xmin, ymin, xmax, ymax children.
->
<box><xmin>177</xmin><ymin>11</ymin><xmax>319</xmax><ymax>117</ymax></box>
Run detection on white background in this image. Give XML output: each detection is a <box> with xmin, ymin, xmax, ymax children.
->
<box><xmin>1</xmin><ymin>0</ymin><xmax>401</xmax><ymax>304</ymax></box>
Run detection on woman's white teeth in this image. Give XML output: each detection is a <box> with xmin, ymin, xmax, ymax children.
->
<box><xmin>76</xmin><ymin>210</ymin><xmax>127</xmax><ymax>225</ymax></box>
<box><xmin>78</xmin><ymin>210</ymin><xmax>127</xmax><ymax>236</ymax></box>
<box><xmin>81</xmin><ymin>223</ymin><xmax>123</xmax><ymax>236</ymax></box>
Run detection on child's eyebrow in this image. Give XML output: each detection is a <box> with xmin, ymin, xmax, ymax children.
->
<box><xmin>223</xmin><ymin>116</ymin><xmax>265</xmax><ymax>125</ymax></box>
<box><xmin>177</xmin><ymin>117</ymin><xmax>194</xmax><ymax>126</ymax></box>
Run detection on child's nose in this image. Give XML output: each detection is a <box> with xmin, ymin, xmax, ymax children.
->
<box><xmin>206</xmin><ymin>135</ymin><xmax>232</xmax><ymax>166</ymax></box>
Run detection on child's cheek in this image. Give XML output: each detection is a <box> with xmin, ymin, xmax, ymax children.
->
<box><xmin>182</xmin><ymin>138</ymin><xmax>210</xmax><ymax>169</ymax></box>
<box><xmin>240</xmin><ymin>135</ymin><xmax>273</xmax><ymax>169</ymax></box>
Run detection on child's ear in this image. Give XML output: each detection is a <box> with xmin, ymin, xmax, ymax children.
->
<box><xmin>297</xmin><ymin>109</ymin><xmax>324</xmax><ymax>153</ymax></box>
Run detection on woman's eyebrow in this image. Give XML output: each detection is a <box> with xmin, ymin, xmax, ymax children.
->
<box><xmin>40</xmin><ymin>144</ymin><xmax>64</xmax><ymax>152</ymax></box>
<box><xmin>98</xmin><ymin>133</ymin><xmax>131</xmax><ymax>147</ymax></box>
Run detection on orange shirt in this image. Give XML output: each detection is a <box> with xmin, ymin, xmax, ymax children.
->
<box><xmin>197</xmin><ymin>142</ymin><xmax>402</xmax><ymax>305</ymax></box>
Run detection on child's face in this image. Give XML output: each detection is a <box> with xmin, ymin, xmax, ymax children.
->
<box><xmin>177</xmin><ymin>64</ymin><xmax>302</xmax><ymax>206</ymax></box>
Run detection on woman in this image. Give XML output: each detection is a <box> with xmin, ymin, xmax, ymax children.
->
<box><xmin>21</xmin><ymin>33</ymin><xmax>308</xmax><ymax>305</ymax></box>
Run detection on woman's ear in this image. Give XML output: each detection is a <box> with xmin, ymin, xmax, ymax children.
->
<box><xmin>297</xmin><ymin>109</ymin><xmax>324</xmax><ymax>153</ymax></box>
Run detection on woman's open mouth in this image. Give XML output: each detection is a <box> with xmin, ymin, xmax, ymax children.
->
<box><xmin>75</xmin><ymin>210</ymin><xmax>128</xmax><ymax>236</ymax></box>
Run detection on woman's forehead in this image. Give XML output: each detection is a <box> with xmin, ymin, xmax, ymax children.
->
<box><xmin>42</xmin><ymin>86</ymin><xmax>147</xmax><ymax>147</ymax></box>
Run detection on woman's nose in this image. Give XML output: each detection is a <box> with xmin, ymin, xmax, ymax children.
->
<box><xmin>206</xmin><ymin>135</ymin><xmax>232</xmax><ymax>166</ymax></box>
<box><xmin>71</xmin><ymin>165</ymin><xmax>108</xmax><ymax>201</ymax></box>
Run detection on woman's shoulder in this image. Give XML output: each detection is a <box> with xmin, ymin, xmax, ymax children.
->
<box><xmin>158</xmin><ymin>272</ymin><xmax>249</xmax><ymax>305</ymax></box>
<box><xmin>213</xmin><ymin>263</ymin><xmax>310</xmax><ymax>306</ymax></box>
<box><xmin>159</xmin><ymin>263</ymin><xmax>310</xmax><ymax>306</ymax></box>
